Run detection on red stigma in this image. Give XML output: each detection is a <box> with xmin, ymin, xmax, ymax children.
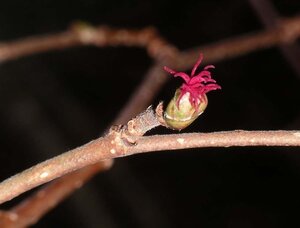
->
<box><xmin>163</xmin><ymin>53</ymin><xmax>221</xmax><ymax>109</ymax></box>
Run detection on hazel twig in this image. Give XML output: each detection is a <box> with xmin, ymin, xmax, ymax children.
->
<box><xmin>0</xmin><ymin>125</ymin><xmax>300</xmax><ymax>205</ymax></box>
<box><xmin>0</xmin><ymin>107</ymin><xmax>161</xmax><ymax>205</ymax></box>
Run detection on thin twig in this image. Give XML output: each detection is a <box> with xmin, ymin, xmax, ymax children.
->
<box><xmin>0</xmin><ymin>24</ymin><xmax>177</xmax><ymax>62</ymax></box>
<box><xmin>132</xmin><ymin>130</ymin><xmax>300</xmax><ymax>152</ymax></box>
<box><xmin>0</xmin><ymin>128</ymin><xmax>299</xmax><ymax>205</ymax></box>
<box><xmin>1</xmin><ymin>16</ymin><xmax>300</xmax><ymax>67</ymax></box>
<box><xmin>0</xmin><ymin>107</ymin><xmax>161</xmax><ymax>205</ymax></box>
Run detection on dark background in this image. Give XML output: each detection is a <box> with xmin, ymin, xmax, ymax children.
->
<box><xmin>0</xmin><ymin>0</ymin><xmax>300</xmax><ymax>227</ymax></box>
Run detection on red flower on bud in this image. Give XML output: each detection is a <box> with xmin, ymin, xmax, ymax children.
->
<box><xmin>164</xmin><ymin>53</ymin><xmax>221</xmax><ymax>109</ymax></box>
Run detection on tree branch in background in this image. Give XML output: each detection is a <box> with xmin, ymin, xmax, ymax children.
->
<box><xmin>0</xmin><ymin>23</ymin><xmax>177</xmax><ymax>63</ymax></box>
<box><xmin>248</xmin><ymin>0</ymin><xmax>300</xmax><ymax>76</ymax></box>
<box><xmin>1</xmin><ymin>15</ymin><xmax>300</xmax><ymax>66</ymax></box>
<box><xmin>0</xmin><ymin>160</ymin><xmax>113</xmax><ymax>228</ymax></box>
<box><xmin>180</xmin><ymin>15</ymin><xmax>300</xmax><ymax>69</ymax></box>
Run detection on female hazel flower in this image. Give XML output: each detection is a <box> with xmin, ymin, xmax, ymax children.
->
<box><xmin>163</xmin><ymin>53</ymin><xmax>221</xmax><ymax>130</ymax></box>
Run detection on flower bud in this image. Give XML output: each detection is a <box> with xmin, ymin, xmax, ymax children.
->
<box><xmin>164</xmin><ymin>89</ymin><xmax>208</xmax><ymax>130</ymax></box>
<box><xmin>162</xmin><ymin>53</ymin><xmax>221</xmax><ymax>130</ymax></box>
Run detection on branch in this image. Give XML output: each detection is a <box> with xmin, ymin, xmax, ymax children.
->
<box><xmin>0</xmin><ymin>107</ymin><xmax>161</xmax><ymax>204</ymax></box>
<box><xmin>0</xmin><ymin>109</ymin><xmax>299</xmax><ymax>205</ymax></box>
<box><xmin>179</xmin><ymin>15</ymin><xmax>300</xmax><ymax>69</ymax></box>
<box><xmin>1</xmin><ymin>16</ymin><xmax>300</xmax><ymax>67</ymax></box>
<box><xmin>132</xmin><ymin>130</ymin><xmax>300</xmax><ymax>152</ymax></box>
<box><xmin>0</xmin><ymin>24</ymin><xmax>177</xmax><ymax>62</ymax></box>
<box><xmin>248</xmin><ymin>0</ymin><xmax>300</xmax><ymax>76</ymax></box>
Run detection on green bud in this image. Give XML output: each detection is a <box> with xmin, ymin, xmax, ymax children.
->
<box><xmin>163</xmin><ymin>89</ymin><xmax>208</xmax><ymax>130</ymax></box>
